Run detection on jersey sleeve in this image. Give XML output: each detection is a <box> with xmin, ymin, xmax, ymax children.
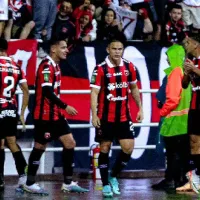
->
<box><xmin>90</xmin><ymin>65</ymin><xmax>103</xmax><ymax>89</ymax></box>
<box><xmin>129</xmin><ymin>62</ymin><xmax>137</xmax><ymax>84</ymax></box>
<box><xmin>39</xmin><ymin>63</ymin><xmax>54</xmax><ymax>87</ymax></box>
<box><xmin>19</xmin><ymin>68</ymin><xmax>27</xmax><ymax>84</ymax></box>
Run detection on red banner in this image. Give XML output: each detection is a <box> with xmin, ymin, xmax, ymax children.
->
<box><xmin>7</xmin><ymin>39</ymin><xmax>38</xmax><ymax>86</ymax></box>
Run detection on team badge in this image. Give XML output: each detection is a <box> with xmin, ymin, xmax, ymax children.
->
<box><xmin>44</xmin><ymin>132</ymin><xmax>51</xmax><ymax>139</ymax></box>
<box><xmin>124</xmin><ymin>70</ymin><xmax>129</xmax><ymax>76</ymax></box>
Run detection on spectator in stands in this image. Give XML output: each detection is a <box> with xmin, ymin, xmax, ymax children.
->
<box><xmin>75</xmin><ymin>10</ymin><xmax>94</xmax><ymax>42</ymax></box>
<box><xmin>119</xmin><ymin>0</ymin><xmax>132</xmax><ymax>10</ymax></box>
<box><xmin>97</xmin><ymin>8</ymin><xmax>126</xmax><ymax>42</ymax></box>
<box><xmin>0</xmin><ymin>0</ymin><xmax>8</xmax><ymax>38</ymax></box>
<box><xmin>178</xmin><ymin>0</ymin><xmax>200</xmax><ymax>35</ymax></box>
<box><xmin>95</xmin><ymin>0</ymin><xmax>112</xmax><ymax>21</ymax></box>
<box><xmin>87</xmin><ymin>4</ymin><xmax>97</xmax><ymax>42</ymax></box>
<box><xmin>32</xmin><ymin>0</ymin><xmax>57</xmax><ymax>40</ymax></box>
<box><xmin>52</xmin><ymin>0</ymin><xmax>75</xmax><ymax>52</ymax></box>
<box><xmin>133</xmin><ymin>7</ymin><xmax>153</xmax><ymax>41</ymax></box>
<box><xmin>161</xmin><ymin>4</ymin><xmax>187</xmax><ymax>46</ymax></box>
<box><xmin>4</xmin><ymin>0</ymin><xmax>35</xmax><ymax>40</ymax></box>
<box><xmin>73</xmin><ymin>1</ymin><xmax>97</xmax><ymax>42</ymax></box>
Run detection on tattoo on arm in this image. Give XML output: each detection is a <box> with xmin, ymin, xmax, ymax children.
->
<box><xmin>130</xmin><ymin>84</ymin><xmax>142</xmax><ymax>108</ymax></box>
<box><xmin>91</xmin><ymin>88</ymin><xmax>100</xmax><ymax>116</ymax></box>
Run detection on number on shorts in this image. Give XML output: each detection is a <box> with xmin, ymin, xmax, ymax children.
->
<box><xmin>3</xmin><ymin>76</ymin><xmax>15</xmax><ymax>98</ymax></box>
<box><xmin>129</xmin><ymin>121</ymin><xmax>135</xmax><ymax>134</ymax></box>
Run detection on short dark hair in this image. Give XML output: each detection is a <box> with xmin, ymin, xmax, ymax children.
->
<box><xmin>170</xmin><ymin>4</ymin><xmax>182</xmax><ymax>12</ymax></box>
<box><xmin>0</xmin><ymin>38</ymin><xmax>8</xmax><ymax>51</ymax></box>
<box><xmin>108</xmin><ymin>39</ymin><xmax>124</xmax><ymax>46</ymax></box>
<box><xmin>49</xmin><ymin>37</ymin><xmax>67</xmax><ymax>46</ymax></box>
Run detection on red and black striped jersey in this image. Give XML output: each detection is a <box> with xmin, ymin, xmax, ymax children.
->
<box><xmin>34</xmin><ymin>56</ymin><xmax>62</xmax><ymax>121</ymax></box>
<box><xmin>90</xmin><ymin>56</ymin><xmax>137</xmax><ymax>122</ymax></box>
<box><xmin>0</xmin><ymin>56</ymin><xmax>27</xmax><ymax>109</ymax></box>
<box><xmin>190</xmin><ymin>57</ymin><xmax>200</xmax><ymax>109</ymax></box>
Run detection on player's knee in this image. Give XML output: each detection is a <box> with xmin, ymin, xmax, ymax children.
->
<box><xmin>34</xmin><ymin>142</ymin><xmax>47</xmax><ymax>150</ymax></box>
<box><xmin>100</xmin><ymin>145</ymin><xmax>110</xmax><ymax>153</ymax></box>
<box><xmin>63</xmin><ymin>139</ymin><xmax>76</xmax><ymax>149</ymax></box>
<box><xmin>71</xmin><ymin>140</ymin><xmax>76</xmax><ymax>148</ymax></box>
<box><xmin>122</xmin><ymin>146</ymin><xmax>134</xmax><ymax>154</ymax></box>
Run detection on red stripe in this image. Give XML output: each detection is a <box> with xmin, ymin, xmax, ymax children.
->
<box><xmin>121</xmin><ymin>65</ymin><xmax>128</xmax><ymax>121</ymax></box>
<box><xmin>191</xmin><ymin>92</ymin><xmax>197</xmax><ymax>109</ymax></box>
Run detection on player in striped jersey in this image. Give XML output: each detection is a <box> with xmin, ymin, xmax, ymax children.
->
<box><xmin>177</xmin><ymin>37</ymin><xmax>200</xmax><ymax>193</ymax></box>
<box><xmin>90</xmin><ymin>39</ymin><xmax>143</xmax><ymax>197</ymax></box>
<box><xmin>23</xmin><ymin>38</ymin><xmax>89</xmax><ymax>194</ymax></box>
<box><xmin>0</xmin><ymin>38</ymin><xmax>29</xmax><ymax>190</ymax></box>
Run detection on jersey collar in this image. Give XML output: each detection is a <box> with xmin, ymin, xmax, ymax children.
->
<box><xmin>46</xmin><ymin>55</ymin><xmax>57</xmax><ymax>67</ymax></box>
<box><xmin>105</xmin><ymin>56</ymin><xmax>123</xmax><ymax>68</ymax></box>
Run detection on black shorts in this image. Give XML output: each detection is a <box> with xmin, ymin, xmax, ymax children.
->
<box><xmin>0</xmin><ymin>107</ymin><xmax>18</xmax><ymax>139</ymax></box>
<box><xmin>34</xmin><ymin>117</ymin><xmax>71</xmax><ymax>145</ymax></box>
<box><xmin>188</xmin><ymin>109</ymin><xmax>200</xmax><ymax>135</ymax></box>
<box><xmin>95</xmin><ymin>120</ymin><xmax>135</xmax><ymax>143</ymax></box>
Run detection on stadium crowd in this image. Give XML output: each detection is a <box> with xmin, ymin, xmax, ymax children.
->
<box><xmin>0</xmin><ymin>0</ymin><xmax>200</xmax><ymax>48</ymax></box>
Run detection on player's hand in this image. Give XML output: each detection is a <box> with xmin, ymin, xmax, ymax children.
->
<box><xmin>20</xmin><ymin>114</ymin><xmax>26</xmax><ymax>132</ymax></box>
<box><xmin>92</xmin><ymin>115</ymin><xmax>101</xmax><ymax>128</ymax></box>
<box><xmin>184</xmin><ymin>59</ymin><xmax>195</xmax><ymax>73</ymax></box>
<box><xmin>65</xmin><ymin>105</ymin><xmax>78</xmax><ymax>116</ymax></box>
<box><xmin>82</xmin><ymin>35</ymin><xmax>91</xmax><ymax>42</ymax></box>
<box><xmin>136</xmin><ymin>109</ymin><xmax>143</xmax><ymax>122</ymax></box>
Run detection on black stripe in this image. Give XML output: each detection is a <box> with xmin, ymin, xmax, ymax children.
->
<box><xmin>57</xmin><ymin>67</ymin><xmax>61</xmax><ymax>118</ymax></box>
<box><xmin>115</xmin><ymin>66</ymin><xmax>122</xmax><ymax>122</ymax></box>
<box><xmin>38</xmin><ymin>65</ymin><xmax>44</xmax><ymax>120</ymax></box>
<box><xmin>196</xmin><ymin>92</ymin><xmax>200</xmax><ymax>109</ymax></box>
<box><xmin>39</xmin><ymin>87</ymin><xmax>45</xmax><ymax>120</ymax></box>
<box><xmin>124</xmin><ymin>62</ymin><xmax>131</xmax><ymax>120</ymax></box>
<box><xmin>102</xmin><ymin>64</ymin><xmax>110</xmax><ymax>121</ymax></box>
<box><xmin>49</xmin><ymin>66</ymin><xmax>56</xmax><ymax>120</ymax></box>
<box><xmin>0</xmin><ymin>64</ymin><xmax>2</xmax><ymax>108</ymax></box>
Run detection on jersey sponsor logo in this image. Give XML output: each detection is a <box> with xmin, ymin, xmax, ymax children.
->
<box><xmin>113</xmin><ymin>72</ymin><xmax>122</xmax><ymax>76</ymax></box>
<box><xmin>0</xmin><ymin>109</ymin><xmax>16</xmax><ymax>118</ymax></box>
<box><xmin>107</xmin><ymin>82</ymin><xmax>128</xmax><ymax>91</ymax></box>
<box><xmin>106</xmin><ymin>73</ymin><xmax>112</xmax><ymax>78</ymax></box>
<box><xmin>107</xmin><ymin>94</ymin><xmax>127</xmax><ymax>101</ymax></box>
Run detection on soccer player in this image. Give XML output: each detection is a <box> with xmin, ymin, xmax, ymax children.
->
<box><xmin>90</xmin><ymin>39</ymin><xmax>143</xmax><ymax>197</ymax></box>
<box><xmin>0</xmin><ymin>38</ymin><xmax>29</xmax><ymax>190</ymax></box>
<box><xmin>176</xmin><ymin>37</ymin><xmax>200</xmax><ymax>193</ymax></box>
<box><xmin>23</xmin><ymin>38</ymin><xmax>89</xmax><ymax>194</ymax></box>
